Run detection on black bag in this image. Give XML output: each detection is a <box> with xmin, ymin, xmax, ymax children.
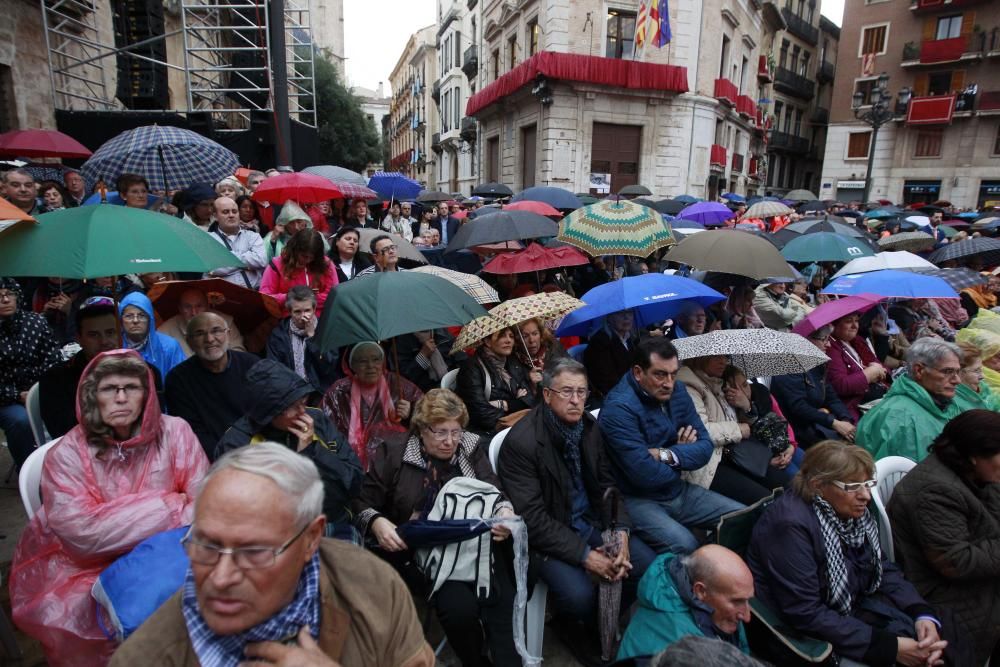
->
<box><xmin>751</xmin><ymin>411</ymin><xmax>792</xmax><ymax>456</ymax></box>
<box><xmin>723</xmin><ymin>437</ymin><xmax>773</xmax><ymax>478</ymax></box>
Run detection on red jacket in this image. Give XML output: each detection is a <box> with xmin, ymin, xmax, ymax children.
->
<box><xmin>826</xmin><ymin>337</ymin><xmax>886</xmax><ymax>420</ymax></box>
<box><xmin>260</xmin><ymin>255</ymin><xmax>338</xmax><ymax>317</ymax></box>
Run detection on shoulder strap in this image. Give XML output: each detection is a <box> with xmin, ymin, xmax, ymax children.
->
<box><xmin>215</xmin><ymin>230</ymin><xmax>254</xmax><ymax>289</ymax></box>
<box><xmin>477</xmin><ymin>357</ymin><xmax>492</xmax><ymax>402</ymax></box>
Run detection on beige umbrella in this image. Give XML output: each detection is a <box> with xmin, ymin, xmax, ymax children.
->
<box><xmin>876</xmin><ymin>231</ymin><xmax>935</xmax><ymax>253</ymax></box>
<box><xmin>452</xmin><ymin>292</ymin><xmax>584</xmax><ymax>352</ymax></box>
<box><xmin>744</xmin><ymin>201</ymin><xmax>794</xmax><ymax>219</ymax></box>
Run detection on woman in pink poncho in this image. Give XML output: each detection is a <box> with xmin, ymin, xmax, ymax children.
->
<box><xmin>9</xmin><ymin>349</ymin><xmax>209</xmax><ymax>666</ymax></box>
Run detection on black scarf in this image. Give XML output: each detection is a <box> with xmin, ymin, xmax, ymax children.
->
<box><xmin>543</xmin><ymin>404</ymin><xmax>584</xmax><ymax>480</ymax></box>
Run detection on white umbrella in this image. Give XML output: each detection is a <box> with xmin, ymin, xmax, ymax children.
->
<box><xmin>832</xmin><ymin>251</ymin><xmax>936</xmax><ymax>279</ymax></box>
<box><xmin>905</xmin><ymin>215</ymin><xmax>932</xmax><ymax>228</ymax></box>
<box><xmin>673</xmin><ymin>329</ymin><xmax>829</xmax><ymax>377</ymax></box>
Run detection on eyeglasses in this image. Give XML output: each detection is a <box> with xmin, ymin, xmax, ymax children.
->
<box><xmin>122</xmin><ymin>312</ymin><xmax>149</xmax><ymax>322</ymax></box>
<box><xmin>97</xmin><ymin>383</ymin><xmax>144</xmax><ymax>398</ymax></box>
<box><xmin>181</xmin><ymin>520</ymin><xmax>314</xmax><ymax>570</ymax></box>
<box><xmin>0</xmin><ymin>290</ymin><xmax>16</xmax><ymax>302</ymax></box>
<box><xmin>425</xmin><ymin>426</ymin><xmax>465</xmax><ymax>443</ymax></box>
<box><xmin>545</xmin><ymin>387</ymin><xmax>590</xmax><ymax>400</ymax></box>
<box><xmin>189</xmin><ymin>326</ymin><xmax>229</xmax><ymax>340</ymax></box>
<box><xmin>927</xmin><ymin>366</ymin><xmax>961</xmax><ymax>378</ymax></box>
<box><xmin>829</xmin><ymin>479</ymin><xmax>877</xmax><ymax>494</ymax></box>
<box><xmin>377</xmin><ymin>244</ymin><xmax>398</xmax><ymax>255</ymax></box>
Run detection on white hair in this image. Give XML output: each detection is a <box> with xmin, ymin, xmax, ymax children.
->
<box><xmin>201</xmin><ymin>442</ymin><xmax>324</xmax><ymax>527</ymax></box>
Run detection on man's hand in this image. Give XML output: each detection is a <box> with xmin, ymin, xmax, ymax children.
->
<box><xmin>491</xmin><ymin>506</ymin><xmax>515</xmax><ymax>541</ymax></box>
<box><xmin>915</xmin><ymin>620</ymin><xmax>947</xmax><ymax>666</ymax></box>
<box><xmin>863</xmin><ymin>363</ymin><xmax>886</xmax><ymax>383</ymax></box>
<box><xmin>611</xmin><ymin>531</ymin><xmax>632</xmax><ymax>579</ymax></box>
<box><xmin>288</xmin><ymin>412</ymin><xmax>315</xmax><ymax>452</ymax></box>
<box><xmin>371</xmin><ymin>517</ymin><xmax>408</xmax><ymax>552</ymax></box>
<box><xmin>676</xmin><ymin>426</ymin><xmax>697</xmax><ymax>444</ymax></box>
<box><xmin>44</xmin><ymin>293</ymin><xmax>72</xmax><ymax>314</ymax></box>
<box><xmin>394</xmin><ymin>399</ymin><xmax>411</xmax><ymax>421</ymax></box>
<box><xmin>583</xmin><ymin>549</ymin><xmax>625</xmax><ymax>582</ymax></box>
<box><xmin>241</xmin><ymin>626</ymin><xmax>341</xmax><ymax>666</ymax></box>
<box><xmin>832</xmin><ymin>419</ymin><xmax>856</xmax><ymax>442</ymax></box>
<box><xmin>738</xmin><ymin>423</ymin><xmax>751</xmax><ymax>439</ymax></box>
<box><xmin>895</xmin><ymin>634</ymin><xmax>947</xmax><ymax>667</ymax></box>
<box><xmin>723</xmin><ymin>386</ymin><xmax>750</xmax><ymax>411</ymax></box>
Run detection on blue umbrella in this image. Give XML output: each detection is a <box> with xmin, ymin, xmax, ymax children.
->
<box><xmin>677</xmin><ymin>201</ymin><xmax>733</xmax><ymax>227</ymax></box>
<box><xmin>672</xmin><ymin>194</ymin><xmax>701</xmax><ymax>204</ymax></box>
<box><xmin>721</xmin><ymin>192</ymin><xmax>745</xmax><ymax>203</ymax></box>
<box><xmin>366</xmin><ymin>171</ymin><xmax>422</xmax><ymax>201</ymax></box>
<box><xmin>555</xmin><ymin>274</ymin><xmax>726</xmax><ymax>336</ymax></box>
<box><xmin>957</xmin><ymin>211</ymin><xmax>981</xmax><ymax>220</ymax></box>
<box><xmin>80</xmin><ymin>125</ymin><xmax>239</xmax><ymax>193</ymax></box>
<box><xmin>511</xmin><ymin>186</ymin><xmax>583</xmax><ymax>210</ymax></box>
<box><xmin>821</xmin><ymin>269</ymin><xmax>957</xmax><ymax>299</ymax></box>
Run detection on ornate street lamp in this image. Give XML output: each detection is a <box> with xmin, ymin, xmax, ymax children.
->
<box><xmin>851</xmin><ymin>72</ymin><xmax>912</xmax><ymax>205</ymax></box>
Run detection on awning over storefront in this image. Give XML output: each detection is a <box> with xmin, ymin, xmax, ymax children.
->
<box><xmin>465</xmin><ymin>51</ymin><xmax>689</xmax><ymax>117</ymax></box>
<box><xmin>906</xmin><ymin>95</ymin><xmax>955</xmax><ymax>126</ymax></box>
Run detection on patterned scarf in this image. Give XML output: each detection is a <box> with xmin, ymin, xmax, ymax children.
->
<box><xmin>812</xmin><ymin>495</ymin><xmax>882</xmax><ymax>616</ymax></box>
<box><xmin>182</xmin><ymin>552</ymin><xmax>321</xmax><ymax>667</ymax></box>
<box><xmin>288</xmin><ymin>318</ymin><xmax>309</xmax><ymax>381</ymax></box>
<box><xmin>478</xmin><ymin>345</ymin><xmax>513</xmax><ymax>389</ymax></box>
<box><xmin>543</xmin><ymin>404</ymin><xmax>584</xmax><ymax>481</ymax></box>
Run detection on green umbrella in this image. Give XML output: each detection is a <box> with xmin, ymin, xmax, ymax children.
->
<box><xmin>318</xmin><ymin>272</ymin><xmax>488</xmax><ymax>352</ymax></box>
<box><xmin>0</xmin><ymin>205</ymin><xmax>244</xmax><ymax>278</ymax></box>
<box><xmin>780</xmin><ymin>232</ymin><xmax>875</xmax><ymax>263</ymax></box>
<box><xmin>558</xmin><ymin>200</ymin><xmax>675</xmax><ymax>258</ymax></box>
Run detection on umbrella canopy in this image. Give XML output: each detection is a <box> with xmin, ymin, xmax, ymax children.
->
<box><xmin>0</xmin><ymin>197</ymin><xmax>37</xmax><ymax>234</ymax></box>
<box><xmin>511</xmin><ymin>186</ymin><xmax>583</xmax><ymax>210</ymax></box>
<box><xmin>877</xmin><ymin>231</ymin><xmax>936</xmax><ymax>253</ymax></box>
<box><xmin>555</xmin><ymin>274</ymin><xmax>726</xmax><ymax>337</ymax></box>
<box><xmin>785</xmin><ymin>189</ymin><xmax>818</xmax><ymax>201</ymax></box>
<box><xmin>905</xmin><ymin>215</ymin><xmax>932</xmax><ymax>228</ymax></box>
<box><xmin>780</xmin><ymin>232</ymin><xmax>875</xmax><ymax>263</ymax></box>
<box><xmin>744</xmin><ymin>201</ymin><xmax>793</xmax><ymax>219</ymax></box>
<box><xmin>0</xmin><ymin>128</ymin><xmax>92</xmax><ymax>159</ymax></box>
<box><xmin>301</xmin><ymin>165</ymin><xmax>368</xmax><ymax>187</ymax></box>
<box><xmin>721</xmin><ymin>192</ymin><xmax>745</xmax><ymax>203</ymax></box>
<box><xmin>928</xmin><ymin>237</ymin><xmax>1000</xmax><ymax>267</ymax></box>
<box><xmin>354</xmin><ymin>228</ymin><xmax>428</xmax><ymax>267</ymax></box>
<box><xmin>502</xmin><ymin>200</ymin><xmax>561</xmax><ymax>217</ymax></box>
<box><xmin>821</xmin><ymin>269</ymin><xmax>957</xmax><ymax>299</ymax></box>
<box><xmin>676</xmin><ymin>201</ymin><xmax>733</xmax><ymax>227</ymax></box>
<box><xmin>971</xmin><ymin>217</ymin><xmax>1000</xmax><ymax>232</ymax></box>
<box><xmin>417</xmin><ymin>190</ymin><xmax>454</xmax><ymax>203</ymax></box>
<box><xmin>147</xmin><ymin>278</ymin><xmax>283</xmax><ymax>341</ymax></box>
<box><xmin>652</xmin><ymin>199</ymin><xmax>687</xmax><ymax>216</ymax></box>
<box><xmin>774</xmin><ymin>218</ymin><xmax>866</xmax><ymax>241</ymax></box>
<box><xmin>618</xmin><ymin>184</ymin><xmax>652</xmax><ymax>196</ymax></box>
<box><xmin>318</xmin><ymin>272</ymin><xmax>487</xmax><ymax>352</ymax></box>
<box><xmin>797</xmin><ymin>200</ymin><xmax>828</xmax><ymax>213</ymax></box>
<box><xmin>472</xmin><ymin>182</ymin><xmax>514</xmax><ymax>197</ymax></box>
<box><xmin>672</xmin><ymin>195</ymin><xmax>701</xmax><ymax>204</ymax></box>
<box><xmin>367</xmin><ymin>172</ymin><xmax>422</xmax><ymax>201</ymax></box>
<box><xmin>791</xmin><ymin>293</ymin><xmax>886</xmax><ymax>337</ymax></box>
<box><xmin>411</xmin><ymin>265</ymin><xmax>500</xmax><ymax>304</ymax></box>
<box><xmin>832</xmin><ymin>251</ymin><xmax>936</xmax><ymax>278</ymax></box>
<box><xmin>665</xmin><ymin>230</ymin><xmax>796</xmax><ymax>280</ymax></box>
<box><xmin>445</xmin><ymin>210</ymin><xmax>558</xmax><ymax>253</ymax></box>
<box><xmin>673</xmin><ymin>329</ymin><xmax>830</xmax><ymax>377</ymax></box>
<box><xmin>912</xmin><ymin>267</ymin><xmax>988</xmax><ymax>291</ymax></box>
<box><xmin>864</xmin><ymin>208</ymin><xmax>902</xmax><ymax>220</ymax></box>
<box><xmin>481</xmin><ymin>242</ymin><xmax>589</xmax><ymax>274</ymax></box>
<box><xmin>297</xmin><ymin>167</ymin><xmax>377</xmax><ymax>199</ymax></box>
<box><xmin>453</xmin><ymin>292</ymin><xmax>585</xmax><ymax>351</ymax></box>
<box><xmin>558</xmin><ymin>200</ymin><xmax>675</xmax><ymax>258</ymax></box>
<box><xmin>0</xmin><ymin>206</ymin><xmax>243</xmax><ymax>278</ymax></box>
<box><xmin>81</xmin><ymin>125</ymin><xmax>239</xmax><ymax>192</ymax></box>
<box><xmin>253</xmin><ymin>172</ymin><xmax>366</xmax><ymax>205</ymax></box>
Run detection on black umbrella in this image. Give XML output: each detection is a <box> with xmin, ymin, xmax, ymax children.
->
<box><xmin>632</xmin><ymin>197</ymin><xmax>658</xmax><ymax>208</ymax></box>
<box><xmin>472</xmin><ymin>182</ymin><xmax>514</xmax><ymax>197</ymax></box>
<box><xmin>773</xmin><ymin>218</ymin><xmax>868</xmax><ymax>244</ymax></box>
<box><xmin>652</xmin><ymin>199</ymin><xmax>687</xmax><ymax>215</ymax></box>
<box><xmin>797</xmin><ymin>200</ymin><xmax>828</xmax><ymax>213</ymax></box>
<box><xmin>416</xmin><ymin>190</ymin><xmax>453</xmax><ymax>203</ymax></box>
<box><xmin>445</xmin><ymin>210</ymin><xmax>559</xmax><ymax>253</ymax></box>
<box><xmin>912</xmin><ymin>267</ymin><xmax>987</xmax><ymax>291</ymax></box>
<box><xmin>928</xmin><ymin>237</ymin><xmax>1000</xmax><ymax>267</ymax></box>
<box><xmin>618</xmin><ymin>184</ymin><xmax>652</xmax><ymax>197</ymax></box>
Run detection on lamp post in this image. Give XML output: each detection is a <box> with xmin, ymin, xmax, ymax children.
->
<box><xmin>851</xmin><ymin>72</ymin><xmax>912</xmax><ymax>205</ymax></box>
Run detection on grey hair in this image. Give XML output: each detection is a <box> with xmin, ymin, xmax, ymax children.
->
<box><xmin>2</xmin><ymin>168</ymin><xmax>34</xmax><ymax>184</ymax></box>
<box><xmin>541</xmin><ymin>357</ymin><xmax>587</xmax><ymax>388</ymax></box>
<box><xmin>808</xmin><ymin>324</ymin><xmax>834</xmax><ymax>340</ymax></box>
<box><xmin>201</xmin><ymin>442</ymin><xmax>324</xmax><ymax>528</ymax></box>
<box><xmin>649</xmin><ymin>636</ymin><xmax>768</xmax><ymax>667</ymax></box>
<box><xmin>906</xmin><ymin>337</ymin><xmax>961</xmax><ymax>371</ymax></box>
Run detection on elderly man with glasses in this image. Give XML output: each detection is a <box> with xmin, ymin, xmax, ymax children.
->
<box><xmin>857</xmin><ymin>337</ymin><xmax>982</xmax><ymax>462</ymax></box>
<box><xmin>165</xmin><ymin>312</ymin><xmax>260</xmax><ymax>457</ymax></box>
<box><xmin>111</xmin><ymin>443</ymin><xmax>433</xmax><ymax>667</ymax></box>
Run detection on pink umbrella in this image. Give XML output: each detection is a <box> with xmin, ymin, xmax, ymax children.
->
<box><xmin>481</xmin><ymin>242</ymin><xmax>589</xmax><ymax>274</ymax></box>
<box><xmin>503</xmin><ymin>200</ymin><xmax>562</xmax><ymax>217</ymax></box>
<box><xmin>792</xmin><ymin>293</ymin><xmax>885</xmax><ymax>338</ymax></box>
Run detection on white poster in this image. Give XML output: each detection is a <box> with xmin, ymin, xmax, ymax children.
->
<box><xmin>590</xmin><ymin>173</ymin><xmax>611</xmax><ymax>194</ymax></box>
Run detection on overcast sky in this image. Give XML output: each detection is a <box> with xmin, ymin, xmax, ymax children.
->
<box><xmin>343</xmin><ymin>0</ymin><xmax>845</xmax><ymax>93</ymax></box>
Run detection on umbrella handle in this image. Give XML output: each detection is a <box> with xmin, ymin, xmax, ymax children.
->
<box><xmin>515</xmin><ymin>326</ymin><xmax>535</xmax><ymax>369</ymax></box>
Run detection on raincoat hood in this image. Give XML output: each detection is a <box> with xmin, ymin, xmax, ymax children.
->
<box><xmin>0</xmin><ymin>276</ymin><xmax>25</xmax><ymax>328</ymax></box>
<box><xmin>243</xmin><ymin>358</ymin><xmax>315</xmax><ymax>427</ymax></box>
<box><xmin>275</xmin><ymin>201</ymin><xmax>311</xmax><ymax>227</ymax></box>
<box><xmin>118</xmin><ymin>291</ymin><xmax>155</xmax><ymax>321</ymax></box>
<box><xmin>76</xmin><ymin>348</ymin><xmax>162</xmax><ymax>451</ymax></box>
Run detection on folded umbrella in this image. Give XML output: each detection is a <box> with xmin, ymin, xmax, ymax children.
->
<box><xmin>395</xmin><ymin>519</ymin><xmax>493</xmax><ymax>548</ymax></box>
<box><xmin>555</xmin><ymin>274</ymin><xmax>725</xmax><ymax>337</ymax></box>
<box><xmin>558</xmin><ymin>200</ymin><xmax>675</xmax><ymax>258</ymax></box>
<box><xmin>511</xmin><ymin>186</ymin><xmax>583</xmax><ymax>210</ymax></box>
<box><xmin>411</xmin><ymin>265</ymin><xmax>500</xmax><ymax>305</ymax></box>
<box><xmin>791</xmin><ymin>294</ymin><xmax>886</xmax><ymax>337</ymax></box>
<box><xmin>821</xmin><ymin>269</ymin><xmax>957</xmax><ymax>299</ymax></box>
<box><xmin>876</xmin><ymin>232</ymin><xmax>935</xmax><ymax>253</ymax></box>
<box><xmin>666</xmin><ymin>230</ymin><xmax>796</xmax><ymax>281</ymax></box>
<box><xmin>676</xmin><ymin>201</ymin><xmax>733</xmax><ymax>227</ymax></box>
<box><xmin>673</xmin><ymin>329</ymin><xmax>830</xmax><ymax>377</ymax></box>
<box><xmin>928</xmin><ymin>237</ymin><xmax>1000</xmax><ymax>267</ymax></box>
<box><xmin>832</xmin><ymin>251</ymin><xmax>936</xmax><ymax>278</ymax></box>
<box><xmin>481</xmin><ymin>242</ymin><xmax>589</xmax><ymax>274</ymax></box>
<box><xmin>446</xmin><ymin>210</ymin><xmax>558</xmax><ymax>253</ymax></box>
<box><xmin>780</xmin><ymin>232</ymin><xmax>874</xmax><ymax>263</ymax></box>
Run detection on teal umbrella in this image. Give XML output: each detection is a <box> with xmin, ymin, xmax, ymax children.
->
<box><xmin>318</xmin><ymin>272</ymin><xmax>488</xmax><ymax>352</ymax></box>
<box><xmin>0</xmin><ymin>205</ymin><xmax>243</xmax><ymax>278</ymax></box>
<box><xmin>558</xmin><ymin>200</ymin><xmax>675</xmax><ymax>258</ymax></box>
<box><xmin>780</xmin><ymin>232</ymin><xmax>875</xmax><ymax>263</ymax></box>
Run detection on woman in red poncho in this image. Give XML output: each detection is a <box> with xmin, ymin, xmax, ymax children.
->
<box><xmin>9</xmin><ymin>349</ymin><xmax>209</xmax><ymax>666</ymax></box>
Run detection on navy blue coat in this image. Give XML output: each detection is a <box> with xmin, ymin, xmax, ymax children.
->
<box><xmin>598</xmin><ymin>373</ymin><xmax>714</xmax><ymax>501</ymax></box>
<box><xmin>746</xmin><ymin>492</ymin><xmax>933</xmax><ymax>665</ymax></box>
<box><xmin>770</xmin><ymin>366</ymin><xmax>853</xmax><ymax>447</ymax></box>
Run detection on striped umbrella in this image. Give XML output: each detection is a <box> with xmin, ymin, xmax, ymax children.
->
<box><xmin>411</xmin><ymin>265</ymin><xmax>500</xmax><ymax>305</ymax></box>
<box><xmin>80</xmin><ymin>124</ymin><xmax>239</xmax><ymax>193</ymax></box>
<box><xmin>558</xmin><ymin>200</ymin><xmax>675</xmax><ymax>258</ymax></box>
<box><xmin>744</xmin><ymin>201</ymin><xmax>794</xmax><ymax>219</ymax></box>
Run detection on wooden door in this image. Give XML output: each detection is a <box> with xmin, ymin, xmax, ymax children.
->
<box><xmin>521</xmin><ymin>124</ymin><xmax>537</xmax><ymax>189</ymax></box>
<box><xmin>591</xmin><ymin>123</ymin><xmax>641</xmax><ymax>195</ymax></box>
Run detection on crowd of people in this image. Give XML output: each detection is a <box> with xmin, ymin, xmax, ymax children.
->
<box><xmin>1</xmin><ymin>162</ymin><xmax>999</xmax><ymax>667</ymax></box>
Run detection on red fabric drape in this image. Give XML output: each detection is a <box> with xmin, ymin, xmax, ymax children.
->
<box><xmin>919</xmin><ymin>37</ymin><xmax>966</xmax><ymax>63</ymax></box>
<box><xmin>906</xmin><ymin>95</ymin><xmax>956</xmax><ymax>125</ymax></box>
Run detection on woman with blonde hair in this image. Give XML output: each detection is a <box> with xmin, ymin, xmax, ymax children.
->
<box><xmin>515</xmin><ymin>317</ymin><xmax>566</xmax><ymax>389</ymax></box>
<box><xmin>956</xmin><ymin>340</ymin><xmax>1000</xmax><ymax>410</ymax></box>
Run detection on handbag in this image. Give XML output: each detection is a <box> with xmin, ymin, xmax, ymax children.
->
<box><xmin>722</xmin><ymin>437</ymin><xmax>773</xmax><ymax>478</ymax></box>
<box><xmin>751</xmin><ymin>411</ymin><xmax>792</xmax><ymax>456</ymax></box>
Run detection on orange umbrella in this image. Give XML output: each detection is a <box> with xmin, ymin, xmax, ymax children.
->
<box><xmin>0</xmin><ymin>197</ymin><xmax>37</xmax><ymax>234</ymax></box>
<box><xmin>234</xmin><ymin>167</ymin><xmax>252</xmax><ymax>185</ymax></box>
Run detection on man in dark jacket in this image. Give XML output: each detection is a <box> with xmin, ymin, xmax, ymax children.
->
<box><xmin>215</xmin><ymin>359</ymin><xmax>363</xmax><ymax>537</ymax></box>
<box><xmin>390</xmin><ymin>329</ymin><xmax>462</xmax><ymax>393</ymax></box>
<box><xmin>498</xmin><ymin>357</ymin><xmax>655</xmax><ymax>662</ymax></box>
<box><xmin>599</xmin><ymin>337</ymin><xmax>743</xmax><ymax>555</ymax></box>
<box><xmin>265</xmin><ymin>285</ymin><xmax>339</xmax><ymax>393</ymax></box>
<box><xmin>583</xmin><ymin>311</ymin><xmax>640</xmax><ymax>399</ymax></box>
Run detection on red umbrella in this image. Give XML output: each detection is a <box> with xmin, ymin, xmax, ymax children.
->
<box><xmin>252</xmin><ymin>172</ymin><xmax>375</xmax><ymax>204</ymax></box>
<box><xmin>503</xmin><ymin>200</ymin><xmax>562</xmax><ymax>217</ymax></box>
<box><xmin>0</xmin><ymin>129</ymin><xmax>92</xmax><ymax>159</ymax></box>
<box><xmin>453</xmin><ymin>210</ymin><xmax>469</xmax><ymax>220</ymax></box>
<box><xmin>481</xmin><ymin>242</ymin><xmax>589</xmax><ymax>274</ymax></box>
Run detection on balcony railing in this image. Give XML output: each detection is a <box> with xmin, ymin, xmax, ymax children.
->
<box><xmin>817</xmin><ymin>60</ymin><xmax>835</xmax><ymax>84</ymax></box>
<box><xmin>462</xmin><ymin>45</ymin><xmax>479</xmax><ymax>79</ymax></box>
<box><xmin>710</xmin><ymin>144</ymin><xmax>728</xmax><ymax>169</ymax></box>
<box><xmin>810</xmin><ymin>106</ymin><xmax>829</xmax><ymax>124</ymax></box>
<box><xmin>732</xmin><ymin>153</ymin><xmax>745</xmax><ymax>173</ymax></box>
<box><xmin>768</xmin><ymin>130</ymin><xmax>810</xmax><ymax>153</ymax></box>
<box><xmin>460</xmin><ymin>117</ymin><xmax>477</xmax><ymax>142</ymax></box>
<box><xmin>714</xmin><ymin>78</ymin><xmax>739</xmax><ymax>105</ymax></box>
<box><xmin>757</xmin><ymin>55</ymin><xmax>774</xmax><ymax>82</ymax></box>
<box><xmin>736</xmin><ymin>95</ymin><xmax>757</xmax><ymax>118</ymax></box>
<box><xmin>911</xmin><ymin>0</ymin><xmax>989</xmax><ymax>12</ymax></box>
<box><xmin>780</xmin><ymin>7</ymin><xmax>819</xmax><ymax>45</ymax></box>
<box><xmin>774</xmin><ymin>66</ymin><xmax>816</xmax><ymax>100</ymax></box>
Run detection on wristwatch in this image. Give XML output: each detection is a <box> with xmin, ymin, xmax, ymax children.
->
<box><xmin>659</xmin><ymin>449</ymin><xmax>677</xmax><ymax>466</ymax></box>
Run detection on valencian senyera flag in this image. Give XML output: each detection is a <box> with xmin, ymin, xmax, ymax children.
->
<box><xmin>635</xmin><ymin>0</ymin><xmax>672</xmax><ymax>49</ymax></box>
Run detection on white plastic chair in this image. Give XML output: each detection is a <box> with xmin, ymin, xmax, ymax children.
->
<box><xmin>19</xmin><ymin>438</ymin><xmax>60</xmax><ymax>519</ymax></box>
<box><xmin>25</xmin><ymin>382</ymin><xmax>49</xmax><ymax>448</ymax></box>
<box><xmin>488</xmin><ymin>426</ymin><xmax>548</xmax><ymax>659</ymax></box>
<box><xmin>440</xmin><ymin>368</ymin><xmax>459</xmax><ymax>391</ymax></box>
<box><xmin>870</xmin><ymin>456</ymin><xmax>916</xmax><ymax>562</ymax></box>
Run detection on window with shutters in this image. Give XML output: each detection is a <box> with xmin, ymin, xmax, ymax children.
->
<box><xmin>508</xmin><ymin>35</ymin><xmax>518</xmax><ymax>70</ymax></box>
<box><xmin>527</xmin><ymin>20</ymin><xmax>539</xmax><ymax>56</ymax></box>
<box><xmin>779</xmin><ymin>40</ymin><xmax>789</xmax><ymax>68</ymax></box>
<box><xmin>847</xmin><ymin>131</ymin><xmax>871</xmax><ymax>159</ymax></box>
<box><xmin>492</xmin><ymin>49</ymin><xmax>500</xmax><ymax>80</ymax></box>
<box><xmin>936</xmin><ymin>15</ymin><xmax>962</xmax><ymax>40</ymax></box>
<box><xmin>914</xmin><ymin>130</ymin><xmax>943</xmax><ymax>158</ymax></box>
<box><xmin>915</xmin><ymin>70</ymin><xmax>965</xmax><ymax>96</ymax></box>
<box><xmin>859</xmin><ymin>24</ymin><xmax>888</xmax><ymax>56</ymax></box>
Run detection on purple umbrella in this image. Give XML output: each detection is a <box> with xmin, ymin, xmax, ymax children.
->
<box><xmin>677</xmin><ymin>201</ymin><xmax>733</xmax><ymax>227</ymax></box>
<box><xmin>791</xmin><ymin>293</ymin><xmax>885</xmax><ymax>337</ymax></box>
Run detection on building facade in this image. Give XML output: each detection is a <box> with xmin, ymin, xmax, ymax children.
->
<box><xmin>310</xmin><ymin>0</ymin><xmax>346</xmax><ymax>76</ymax></box>
<box><xmin>387</xmin><ymin>26</ymin><xmax>439</xmax><ymax>187</ymax></box>
<box><xmin>820</xmin><ymin>0</ymin><xmax>999</xmax><ymax>207</ymax></box>
<box><xmin>351</xmin><ymin>82</ymin><xmax>391</xmax><ymax>175</ymax></box>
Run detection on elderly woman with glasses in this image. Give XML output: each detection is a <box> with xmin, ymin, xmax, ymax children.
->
<box><xmin>353</xmin><ymin>388</ymin><xmax>519</xmax><ymax>667</ymax></box>
<box><xmin>10</xmin><ymin>349</ymin><xmax>209</xmax><ymax>667</ymax></box>
<box><xmin>747</xmin><ymin>441</ymin><xmax>949</xmax><ymax>667</ymax></box>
